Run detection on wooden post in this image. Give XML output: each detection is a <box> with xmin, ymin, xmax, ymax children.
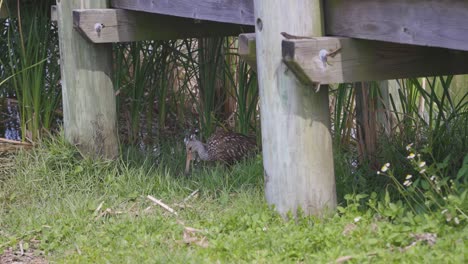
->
<box><xmin>254</xmin><ymin>0</ymin><xmax>336</xmax><ymax>216</ymax></box>
<box><xmin>56</xmin><ymin>0</ymin><xmax>118</xmax><ymax>158</ymax></box>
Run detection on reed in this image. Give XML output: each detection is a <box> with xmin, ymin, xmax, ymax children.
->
<box><xmin>3</xmin><ymin>1</ymin><xmax>61</xmax><ymax>142</ymax></box>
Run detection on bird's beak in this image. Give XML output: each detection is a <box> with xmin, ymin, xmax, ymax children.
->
<box><xmin>185</xmin><ymin>150</ymin><xmax>193</xmax><ymax>175</ymax></box>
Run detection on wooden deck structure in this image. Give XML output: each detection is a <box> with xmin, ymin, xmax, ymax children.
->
<box><xmin>8</xmin><ymin>0</ymin><xmax>467</xmax><ymax>216</ymax></box>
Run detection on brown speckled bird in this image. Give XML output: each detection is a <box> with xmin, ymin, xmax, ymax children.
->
<box><xmin>184</xmin><ymin>129</ymin><xmax>257</xmax><ymax>174</ymax></box>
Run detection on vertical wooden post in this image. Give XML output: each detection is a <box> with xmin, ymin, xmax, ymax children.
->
<box><xmin>56</xmin><ymin>0</ymin><xmax>118</xmax><ymax>158</ymax></box>
<box><xmin>254</xmin><ymin>0</ymin><xmax>336</xmax><ymax>216</ymax></box>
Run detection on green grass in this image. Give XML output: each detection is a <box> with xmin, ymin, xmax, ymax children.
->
<box><xmin>0</xmin><ymin>136</ymin><xmax>466</xmax><ymax>263</ymax></box>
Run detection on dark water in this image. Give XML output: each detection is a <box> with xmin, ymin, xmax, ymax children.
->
<box><xmin>0</xmin><ymin>93</ymin><xmax>21</xmax><ymax>141</ymax></box>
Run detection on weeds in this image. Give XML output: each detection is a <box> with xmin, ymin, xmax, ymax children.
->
<box><xmin>1</xmin><ymin>136</ymin><xmax>466</xmax><ymax>263</ymax></box>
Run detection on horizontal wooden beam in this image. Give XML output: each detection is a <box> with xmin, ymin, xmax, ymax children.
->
<box><xmin>109</xmin><ymin>0</ymin><xmax>468</xmax><ymax>51</ymax></box>
<box><xmin>110</xmin><ymin>0</ymin><xmax>254</xmax><ymax>26</ymax></box>
<box><xmin>73</xmin><ymin>9</ymin><xmax>254</xmax><ymax>43</ymax></box>
<box><xmin>282</xmin><ymin>37</ymin><xmax>468</xmax><ymax>84</ymax></box>
<box><xmin>238</xmin><ymin>33</ymin><xmax>257</xmax><ymax>71</ymax></box>
<box><xmin>324</xmin><ymin>0</ymin><xmax>468</xmax><ymax>51</ymax></box>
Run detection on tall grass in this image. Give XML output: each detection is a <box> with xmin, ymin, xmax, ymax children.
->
<box><xmin>223</xmin><ymin>39</ymin><xmax>259</xmax><ymax>135</ymax></box>
<box><xmin>2</xmin><ymin>1</ymin><xmax>61</xmax><ymax>142</ymax></box>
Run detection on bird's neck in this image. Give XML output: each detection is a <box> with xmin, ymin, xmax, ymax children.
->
<box><xmin>193</xmin><ymin>141</ymin><xmax>211</xmax><ymax>161</ymax></box>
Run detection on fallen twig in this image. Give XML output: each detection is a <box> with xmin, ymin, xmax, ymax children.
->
<box><xmin>19</xmin><ymin>240</ymin><xmax>24</xmax><ymax>256</ymax></box>
<box><xmin>94</xmin><ymin>201</ymin><xmax>104</xmax><ymax>215</ymax></box>
<box><xmin>147</xmin><ymin>195</ymin><xmax>178</xmax><ymax>215</ymax></box>
<box><xmin>0</xmin><ymin>138</ymin><xmax>33</xmax><ymax>146</ymax></box>
<box><xmin>183</xmin><ymin>189</ymin><xmax>199</xmax><ymax>203</ymax></box>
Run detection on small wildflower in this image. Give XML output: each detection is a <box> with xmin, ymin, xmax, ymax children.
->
<box><xmin>441</xmin><ymin>209</ymin><xmax>448</xmax><ymax>214</ymax></box>
<box><xmin>380</xmin><ymin>163</ymin><xmax>390</xmax><ymax>172</ymax></box>
<box><xmin>407</xmin><ymin>153</ymin><xmax>416</xmax><ymax>159</ymax></box>
<box><xmin>405</xmin><ymin>174</ymin><xmax>412</xmax><ymax>180</ymax></box>
<box><xmin>406</xmin><ymin>143</ymin><xmax>414</xmax><ymax>151</ymax></box>
<box><xmin>443</xmin><ymin>197</ymin><xmax>447</xmax><ymax>200</ymax></box>
<box><xmin>354</xmin><ymin>216</ymin><xmax>362</xmax><ymax>223</ymax></box>
<box><xmin>377</xmin><ymin>171</ymin><xmax>381</xmax><ymax>175</ymax></box>
<box><xmin>430</xmin><ymin>175</ymin><xmax>436</xmax><ymax>181</ymax></box>
<box><xmin>403</xmin><ymin>180</ymin><xmax>412</xmax><ymax>187</ymax></box>
<box><xmin>262</xmin><ymin>227</ymin><xmax>267</xmax><ymax>231</ymax></box>
<box><xmin>418</xmin><ymin>161</ymin><xmax>426</xmax><ymax>168</ymax></box>
<box><xmin>419</xmin><ymin>169</ymin><xmax>426</xmax><ymax>174</ymax></box>
<box><xmin>446</xmin><ymin>214</ymin><xmax>452</xmax><ymax>222</ymax></box>
<box><xmin>454</xmin><ymin>217</ymin><xmax>460</xmax><ymax>225</ymax></box>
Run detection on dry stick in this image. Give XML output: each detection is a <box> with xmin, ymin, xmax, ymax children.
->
<box><xmin>183</xmin><ymin>189</ymin><xmax>199</xmax><ymax>203</ymax></box>
<box><xmin>147</xmin><ymin>195</ymin><xmax>178</xmax><ymax>216</ymax></box>
<box><xmin>0</xmin><ymin>138</ymin><xmax>33</xmax><ymax>146</ymax></box>
<box><xmin>94</xmin><ymin>201</ymin><xmax>104</xmax><ymax>215</ymax></box>
<box><xmin>19</xmin><ymin>240</ymin><xmax>24</xmax><ymax>256</ymax></box>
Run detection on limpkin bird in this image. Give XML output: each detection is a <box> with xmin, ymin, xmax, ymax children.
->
<box><xmin>184</xmin><ymin>129</ymin><xmax>257</xmax><ymax>174</ymax></box>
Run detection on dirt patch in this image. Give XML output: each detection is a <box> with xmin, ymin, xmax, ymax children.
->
<box><xmin>0</xmin><ymin>241</ymin><xmax>48</xmax><ymax>264</ymax></box>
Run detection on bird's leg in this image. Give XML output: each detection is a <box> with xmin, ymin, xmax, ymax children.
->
<box><xmin>185</xmin><ymin>150</ymin><xmax>193</xmax><ymax>175</ymax></box>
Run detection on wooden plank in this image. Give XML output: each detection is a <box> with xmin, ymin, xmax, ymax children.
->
<box><xmin>255</xmin><ymin>0</ymin><xmax>336</xmax><ymax>217</ymax></box>
<box><xmin>238</xmin><ymin>33</ymin><xmax>257</xmax><ymax>71</ymax></box>
<box><xmin>73</xmin><ymin>9</ymin><xmax>254</xmax><ymax>43</ymax></box>
<box><xmin>57</xmin><ymin>1</ymin><xmax>118</xmax><ymax>159</ymax></box>
<box><xmin>325</xmin><ymin>0</ymin><xmax>468</xmax><ymax>51</ymax></box>
<box><xmin>110</xmin><ymin>0</ymin><xmax>468</xmax><ymax>51</ymax></box>
<box><xmin>111</xmin><ymin>0</ymin><xmax>254</xmax><ymax>26</ymax></box>
<box><xmin>282</xmin><ymin>37</ymin><xmax>468</xmax><ymax>84</ymax></box>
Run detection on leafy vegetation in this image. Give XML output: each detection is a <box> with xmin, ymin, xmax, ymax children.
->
<box><xmin>0</xmin><ymin>135</ymin><xmax>466</xmax><ymax>263</ymax></box>
<box><xmin>1</xmin><ymin>1</ymin><xmax>61</xmax><ymax>141</ymax></box>
<box><xmin>1</xmin><ymin>1</ymin><xmax>467</xmax><ymax>263</ymax></box>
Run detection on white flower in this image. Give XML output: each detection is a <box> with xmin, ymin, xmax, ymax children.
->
<box><xmin>377</xmin><ymin>171</ymin><xmax>381</xmax><ymax>175</ymax></box>
<box><xmin>430</xmin><ymin>175</ymin><xmax>436</xmax><ymax>181</ymax></box>
<box><xmin>381</xmin><ymin>163</ymin><xmax>390</xmax><ymax>172</ymax></box>
<box><xmin>419</xmin><ymin>169</ymin><xmax>426</xmax><ymax>174</ymax></box>
<box><xmin>354</xmin><ymin>216</ymin><xmax>362</xmax><ymax>223</ymax></box>
<box><xmin>406</xmin><ymin>143</ymin><xmax>414</xmax><ymax>151</ymax></box>
<box><xmin>403</xmin><ymin>180</ymin><xmax>412</xmax><ymax>187</ymax></box>
<box><xmin>454</xmin><ymin>217</ymin><xmax>460</xmax><ymax>225</ymax></box>
<box><xmin>405</xmin><ymin>174</ymin><xmax>413</xmax><ymax>180</ymax></box>
<box><xmin>407</xmin><ymin>153</ymin><xmax>416</xmax><ymax>159</ymax></box>
<box><xmin>441</xmin><ymin>209</ymin><xmax>448</xmax><ymax>214</ymax></box>
<box><xmin>418</xmin><ymin>161</ymin><xmax>426</xmax><ymax>168</ymax></box>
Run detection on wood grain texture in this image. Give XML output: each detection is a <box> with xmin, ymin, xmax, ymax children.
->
<box><xmin>282</xmin><ymin>37</ymin><xmax>468</xmax><ymax>84</ymax></box>
<box><xmin>238</xmin><ymin>33</ymin><xmax>257</xmax><ymax>71</ymax></box>
<box><xmin>73</xmin><ymin>9</ymin><xmax>254</xmax><ymax>43</ymax></box>
<box><xmin>325</xmin><ymin>0</ymin><xmax>468</xmax><ymax>51</ymax></box>
<box><xmin>111</xmin><ymin>0</ymin><xmax>254</xmax><ymax>26</ymax></box>
<box><xmin>57</xmin><ymin>0</ymin><xmax>118</xmax><ymax>159</ymax></box>
<box><xmin>255</xmin><ymin>0</ymin><xmax>336</xmax><ymax>217</ymax></box>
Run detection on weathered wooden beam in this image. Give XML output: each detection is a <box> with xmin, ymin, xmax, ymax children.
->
<box><xmin>57</xmin><ymin>1</ymin><xmax>118</xmax><ymax>159</ymax></box>
<box><xmin>325</xmin><ymin>0</ymin><xmax>468</xmax><ymax>52</ymax></box>
<box><xmin>111</xmin><ymin>0</ymin><xmax>254</xmax><ymax>26</ymax></box>
<box><xmin>238</xmin><ymin>33</ymin><xmax>257</xmax><ymax>71</ymax></box>
<box><xmin>282</xmin><ymin>37</ymin><xmax>468</xmax><ymax>84</ymax></box>
<box><xmin>84</xmin><ymin>0</ymin><xmax>468</xmax><ymax>51</ymax></box>
<box><xmin>255</xmin><ymin>0</ymin><xmax>336</xmax><ymax>217</ymax></box>
<box><xmin>73</xmin><ymin>9</ymin><xmax>254</xmax><ymax>43</ymax></box>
